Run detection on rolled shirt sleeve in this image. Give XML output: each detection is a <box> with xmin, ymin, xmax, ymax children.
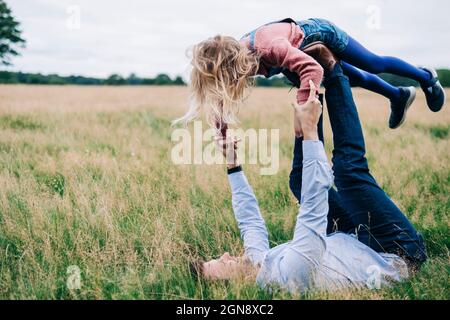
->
<box><xmin>278</xmin><ymin>140</ymin><xmax>333</xmax><ymax>292</ymax></box>
<box><xmin>228</xmin><ymin>170</ymin><xmax>270</xmax><ymax>266</ymax></box>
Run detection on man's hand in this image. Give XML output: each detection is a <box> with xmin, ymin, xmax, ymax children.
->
<box><xmin>293</xmin><ymin>80</ymin><xmax>322</xmax><ymax>141</ymax></box>
<box><xmin>215</xmin><ymin>135</ymin><xmax>241</xmax><ymax>169</ymax></box>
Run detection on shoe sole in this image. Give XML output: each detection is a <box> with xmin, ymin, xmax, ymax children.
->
<box><xmin>391</xmin><ymin>87</ymin><xmax>416</xmax><ymax>129</ymax></box>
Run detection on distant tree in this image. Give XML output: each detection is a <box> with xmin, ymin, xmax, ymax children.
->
<box><xmin>141</xmin><ymin>78</ymin><xmax>155</xmax><ymax>85</ymax></box>
<box><xmin>0</xmin><ymin>70</ymin><xmax>15</xmax><ymax>82</ymax></box>
<box><xmin>2</xmin><ymin>69</ymin><xmax>447</xmax><ymax>87</ymax></box>
<box><xmin>154</xmin><ymin>73</ymin><xmax>172</xmax><ymax>85</ymax></box>
<box><xmin>127</xmin><ymin>73</ymin><xmax>142</xmax><ymax>85</ymax></box>
<box><xmin>47</xmin><ymin>74</ymin><xmax>66</xmax><ymax>85</ymax></box>
<box><xmin>173</xmin><ymin>75</ymin><xmax>185</xmax><ymax>85</ymax></box>
<box><xmin>106</xmin><ymin>74</ymin><xmax>126</xmax><ymax>85</ymax></box>
<box><xmin>0</xmin><ymin>0</ymin><xmax>26</xmax><ymax>66</ymax></box>
<box><xmin>255</xmin><ymin>76</ymin><xmax>289</xmax><ymax>87</ymax></box>
<box><xmin>378</xmin><ymin>73</ymin><xmax>418</xmax><ymax>87</ymax></box>
<box><xmin>437</xmin><ymin>69</ymin><xmax>450</xmax><ymax>87</ymax></box>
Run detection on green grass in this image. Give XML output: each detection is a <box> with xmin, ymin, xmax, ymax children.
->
<box><xmin>414</xmin><ymin>123</ymin><xmax>450</xmax><ymax>140</ymax></box>
<box><xmin>0</xmin><ymin>87</ymin><xmax>448</xmax><ymax>300</ymax></box>
<box><xmin>0</xmin><ymin>115</ymin><xmax>44</xmax><ymax>131</ymax></box>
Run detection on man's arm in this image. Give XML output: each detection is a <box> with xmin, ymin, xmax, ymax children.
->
<box><xmin>279</xmin><ymin>141</ymin><xmax>332</xmax><ymax>290</ymax></box>
<box><xmin>228</xmin><ymin>167</ymin><xmax>270</xmax><ymax>267</ymax></box>
<box><xmin>292</xmin><ymin>140</ymin><xmax>332</xmax><ymax>241</ymax></box>
<box><xmin>216</xmin><ymin>135</ymin><xmax>270</xmax><ymax>267</ymax></box>
<box><xmin>279</xmin><ymin>82</ymin><xmax>333</xmax><ymax>291</ymax></box>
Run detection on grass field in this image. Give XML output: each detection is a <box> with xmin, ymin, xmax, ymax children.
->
<box><xmin>0</xmin><ymin>85</ymin><xmax>448</xmax><ymax>299</ymax></box>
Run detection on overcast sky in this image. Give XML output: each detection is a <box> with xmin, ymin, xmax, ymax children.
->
<box><xmin>6</xmin><ymin>0</ymin><xmax>450</xmax><ymax>79</ymax></box>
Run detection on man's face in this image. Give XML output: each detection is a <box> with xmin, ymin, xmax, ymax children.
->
<box><xmin>202</xmin><ymin>252</ymin><xmax>248</xmax><ymax>280</ymax></box>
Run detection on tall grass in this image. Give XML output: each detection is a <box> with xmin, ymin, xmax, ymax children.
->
<box><xmin>0</xmin><ymin>85</ymin><xmax>448</xmax><ymax>299</ymax></box>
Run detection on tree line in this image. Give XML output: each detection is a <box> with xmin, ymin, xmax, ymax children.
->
<box><xmin>1</xmin><ymin>69</ymin><xmax>450</xmax><ymax>87</ymax></box>
<box><xmin>0</xmin><ymin>71</ymin><xmax>186</xmax><ymax>85</ymax></box>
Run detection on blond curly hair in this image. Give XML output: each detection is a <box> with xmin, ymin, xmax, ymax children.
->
<box><xmin>173</xmin><ymin>35</ymin><xmax>259</xmax><ymax>130</ymax></box>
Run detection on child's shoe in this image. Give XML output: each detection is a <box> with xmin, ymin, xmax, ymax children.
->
<box><xmin>420</xmin><ymin>67</ymin><xmax>445</xmax><ymax>112</ymax></box>
<box><xmin>389</xmin><ymin>86</ymin><xmax>416</xmax><ymax>129</ymax></box>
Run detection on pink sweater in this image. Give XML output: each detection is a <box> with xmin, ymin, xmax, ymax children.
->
<box><xmin>240</xmin><ymin>22</ymin><xmax>323</xmax><ymax>104</ymax></box>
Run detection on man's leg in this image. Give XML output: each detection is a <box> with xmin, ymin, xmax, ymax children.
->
<box><xmin>289</xmin><ymin>95</ymin><xmax>354</xmax><ymax>234</ymax></box>
<box><xmin>323</xmin><ymin>63</ymin><xmax>427</xmax><ymax>266</ymax></box>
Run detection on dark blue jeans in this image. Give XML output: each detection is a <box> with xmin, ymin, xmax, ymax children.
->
<box><xmin>289</xmin><ymin>64</ymin><xmax>427</xmax><ymax>266</ymax></box>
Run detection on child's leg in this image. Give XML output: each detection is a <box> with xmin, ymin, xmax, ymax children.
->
<box><xmin>341</xmin><ymin>61</ymin><xmax>401</xmax><ymax>101</ymax></box>
<box><xmin>341</xmin><ymin>61</ymin><xmax>418</xmax><ymax>129</ymax></box>
<box><xmin>339</xmin><ymin>37</ymin><xmax>432</xmax><ymax>86</ymax></box>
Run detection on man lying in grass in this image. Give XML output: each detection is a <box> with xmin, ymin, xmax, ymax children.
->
<box><xmin>192</xmin><ymin>58</ymin><xmax>427</xmax><ymax>293</ymax></box>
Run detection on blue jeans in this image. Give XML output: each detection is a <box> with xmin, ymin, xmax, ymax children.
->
<box><xmin>298</xmin><ymin>18</ymin><xmax>349</xmax><ymax>53</ymax></box>
<box><xmin>289</xmin><ymin>64</ymin><xmax>427</xmax><ymax>266</ymax></box>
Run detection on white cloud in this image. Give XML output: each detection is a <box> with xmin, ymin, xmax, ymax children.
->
<box><xmin>5</xmin><ymin>0</ymin><xmax>450</xmax><ymax>78</ymax></box>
